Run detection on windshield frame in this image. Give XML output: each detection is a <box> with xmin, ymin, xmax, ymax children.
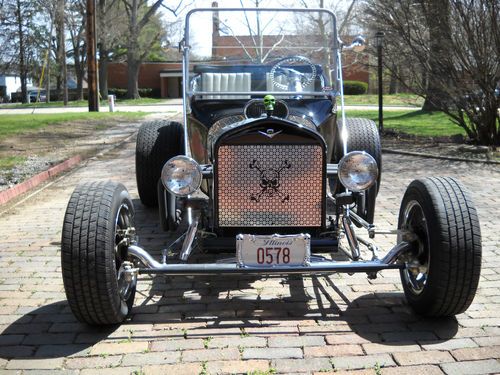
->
<box><xmin>182</xmin><ymin>8</ymin><xmax>340</xmax><ymax>99</ymax></box>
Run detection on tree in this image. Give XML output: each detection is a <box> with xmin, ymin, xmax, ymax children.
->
<box><xmin>363</xmin><ymin>0</ymin><xmax>499</xmax><ymax>146</ymax></box>
<box><xmin>215</xmin><ymin>0</ymin><xmax>287</xmax><ymax>64</ymax></box>
<box><xmin>0</xmin><ymin>0</ymin><xmax>39</xmax><ymax>103</ymax></box>
<box><xmin>56</xmin><ymin>0</ymin><xmax>68</xmax><ymax>105</ymax></box>
<box><xmin>420</xmin><ymin>0</ymin><xmax>452</xmax><ymax>111</ymax></box>
<box><xmin>97</xmin><ymin>0</ymin><xmax>128</xmax><ymax>99</ymax></box>
<box><xmin>33</xmin><ymin>0</ymin><xmax>57</xmax><ymax>102</ymax></box>
<box><xmin>67</xmin><ymin>0</ymin><xmax>87</xmax><ymax>100</ymax></box>
<box><xmin>121</xmin><ymin>0</ymin><xmax>165</xmax><ymax>99</ymax></box>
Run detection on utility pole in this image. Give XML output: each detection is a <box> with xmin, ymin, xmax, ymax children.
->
<box><xmin>86</xmin><ymin>0</ymin><xmax>99</xmax><ymax>111</ymax></box>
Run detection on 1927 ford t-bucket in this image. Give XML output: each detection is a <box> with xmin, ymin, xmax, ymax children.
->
<box><xmin>61</xmin><ymin>8</ymin><xmax>481</xmax><ymax>325</ymax></box>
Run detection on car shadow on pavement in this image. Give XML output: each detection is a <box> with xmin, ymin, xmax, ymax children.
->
<box><xmin>0</xmin><ymin>300</ymin><xmax>119</xmax><ymax>359</ymax></box>
<box><xmin>0</xmin><ymin>199</ymin><xmax>458</xmax><ymax>360</ymax></box>
<box><xmin>344</xmin><ymin>293</ymin><xmax>459</xmax><ymax>344</ymax></box>
<box><xmin>0</xmin><ymin>278</ymin><xmax>458</xmax><ymax>360</ymax></box>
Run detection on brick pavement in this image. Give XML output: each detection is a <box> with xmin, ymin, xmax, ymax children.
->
<box><xmin>0</xmin><ymin>127</ymin><xmax>499</xmax><ymax>374</ymax></box>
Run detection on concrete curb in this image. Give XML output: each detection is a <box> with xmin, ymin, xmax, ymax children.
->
<box><xmin>0</xmin><ymin>155</ymin><xmax>82</xmax><ymax>205</ymax></box>
<box><xmin>382</xmin><ymin>148</ymin><xmax>500</xmax><ymax>165</ymax></box>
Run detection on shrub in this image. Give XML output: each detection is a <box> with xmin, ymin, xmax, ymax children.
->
<box><xmin>108</xmin><ymin>88</ymin><xmax>128</xmax><ymax>99</ymax></box>
<box><xmin>107</xmin><ymin>88</ymin><xmax>161</xmax><ymax>99</ymax></box>
<box><xmin>344</xmin><ymin>80</ymin><xmax>368</xmax><ymax>95</ymax></box>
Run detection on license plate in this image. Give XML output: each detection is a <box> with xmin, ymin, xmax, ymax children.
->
<box><xmin>236</xmin><ymin>234</ymin><xmax>311</xmax><ymax>268</ymax></box>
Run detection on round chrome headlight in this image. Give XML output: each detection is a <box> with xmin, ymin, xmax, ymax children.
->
<box><xmin>161</xmin><ymin>156</ymin><xmax>202</xmax><ymax>196</ymax></box>
<box><xmin>338</xmin><ymin>151</ymin><xmax>378</xmax><ymax>192</ymax></box>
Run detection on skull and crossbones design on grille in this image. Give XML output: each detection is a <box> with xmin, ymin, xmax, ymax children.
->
<box><xmin>249</xmin><ymin>159</ymin><xmax>291</xmax><ymax>202</ymax></box>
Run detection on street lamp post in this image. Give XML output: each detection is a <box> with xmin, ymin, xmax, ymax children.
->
<box><xmin>375</xmin><ymin>31</ymin><xmax>385</xmax><ymax>133</ymax></box>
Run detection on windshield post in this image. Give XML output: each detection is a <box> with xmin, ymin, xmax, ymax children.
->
<box><xmin>181</xmin><ymin>37</ymin><xmax>190</xmax><ymax>156</ymax></box>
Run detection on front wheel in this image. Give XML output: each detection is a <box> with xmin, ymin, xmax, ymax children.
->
<box><xmin>61</xmin><ymin>181</ymin><xmax>137</xmax><ymax>325</ymax></box>
<box><xmin>398</xmin><ymin>177</ymin><xmax>481</xmax><ymax>316</ymax></box>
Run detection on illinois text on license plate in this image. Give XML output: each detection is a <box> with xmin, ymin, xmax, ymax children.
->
<box><xmin>236</xmin><ymin>234</ymin><xmax>311</xmax><ymax>268</ymax></box>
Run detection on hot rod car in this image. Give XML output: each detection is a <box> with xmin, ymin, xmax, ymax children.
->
<box><xmin>61</xmin><ymin>8</ymin><xmax>481</xmax><ymax>325</ymax></box>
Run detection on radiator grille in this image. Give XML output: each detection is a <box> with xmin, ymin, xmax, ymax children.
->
<box><xmin>217</xmin><ymin>144</ymin><xmax>323</xmax><ymax>227</ymax></box>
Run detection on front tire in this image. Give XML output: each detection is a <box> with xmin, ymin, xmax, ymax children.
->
<box><xmin>398</xmin><ymin>177</ymin><xmax>481</xmax><ymax>316</ymax></box>
<box><xmin>136</xmin><ymin>120</ymin><xmax>184</xmax><ymax>207</ymax></box>
<box><xmin>332</xmin><ymin>118</ymin><xmax>381</xmax><ymax>223</ymax></box>
<box><xmin>61</xmin><ymin>181</ymin><xmax>136</xmax><ymax>325</ymax></box>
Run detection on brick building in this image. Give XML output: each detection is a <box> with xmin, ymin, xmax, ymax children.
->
<box><xmin>107</xmin><ymin>62</ymin><xmax>183</xmax><ymax>98</ymax></box>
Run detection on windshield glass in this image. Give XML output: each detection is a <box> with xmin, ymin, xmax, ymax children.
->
<box><xmin>185</xmin><ymin>8</ymin><xmax>339</xmax><ymax>97</ymax></box>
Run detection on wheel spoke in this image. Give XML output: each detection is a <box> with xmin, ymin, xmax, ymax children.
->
<box><xmin>114</xmin><ymin>204</ymin><xmax>135</xmax><ymax>301</ymax></box>
<box><xmin>402</xmin><ymin>200</ymin><xmax>430</xmax><ymax>295</ymax></box>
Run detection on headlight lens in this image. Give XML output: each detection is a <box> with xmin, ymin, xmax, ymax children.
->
<box><xmin>161</xmin><ymin>156</ymin><xmax>202</xmax><ymax>196</ymax></box>
<box><xmin>338</xmin><ymin>151</ymin><xmax>378</xmax><ymax>192</ymax></box>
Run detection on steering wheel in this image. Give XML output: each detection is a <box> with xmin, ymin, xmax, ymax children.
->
<box><xmin>269</xmin><ymin>56</ymin><xmax>317</xmax><ymax>91</ymax></box>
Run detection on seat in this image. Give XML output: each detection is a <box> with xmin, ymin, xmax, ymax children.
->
<box><xmin>201</xmin><ymin>72</ymin><xmax>251</xmax><ymax>99</ymax></box>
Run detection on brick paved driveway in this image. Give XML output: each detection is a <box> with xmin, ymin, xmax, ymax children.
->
<box><xmin>0</xmin><ymin>128</ymin><xmax>499</xmax><ymax>374</ymax></box>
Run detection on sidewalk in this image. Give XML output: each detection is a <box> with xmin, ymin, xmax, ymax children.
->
<box><xmin>0</xmin><ymin>100</ymin><xmax>418</xmax><ymax>115</ymax></box>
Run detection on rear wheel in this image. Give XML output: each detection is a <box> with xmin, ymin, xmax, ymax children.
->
<box><xmin>332</xmin><ymin>118</ymin><xmax>381</xmax><ymax>223</ymax></box>
<box><xmin>398</xmin><ymin>177</ymin><xmax>481</xmax><ymax>316</ymax></box>
<box><xmin>61</xmin><ymin>181</ymin><xmax>137</xmax><ymax>325</ymax></box>
<box><xmin>136</xmin><ymin>120</ymin><xmax>184</xmax><ymax>207</ymax></box>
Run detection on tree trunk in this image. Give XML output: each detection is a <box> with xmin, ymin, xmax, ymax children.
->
<box><xmin>127</xmin><ymin>56</ymin><xmax>140</xmax><ymax>99</ymax></box>
<box><xmin>422</xmin><ymin>0</ymin><xmax>452</xmax><ymax>111</ymax></box>
<box><xmin>73</xmin><ymin>48</ymin><xmax>83</xmax><ymax>100</ymax></box>
<box><xmin>389</xmin><ymin>64</ymin><xmax>398</xmax><ymax>94</ymax></box>
<box><xmin>46</xmin><ymin>56</ymin><xmax>51</xmax><ymax>102</ymax></box>
<box><xmin>76</xmin><ymin>70</ymin><xmax>83</xmax><ymax>100</ymax></box>
<box><xmin>126</xmin><ymin>1</ymin><xmax>140</xmax><ymax>99</ymax></box>
<box><xmin>15</xmin><ymin>0</ymin><xmax>28</xmax><ymax>103</ymax></box>
<box><xmin>57</xmin><ymin>0</ymin><xmax>68</xmax><ymax>105</ymax></box>
<box><xmin>99</xmin><ymin>46</ymin><xmax>109</xmax><ymax>100</ymax></box>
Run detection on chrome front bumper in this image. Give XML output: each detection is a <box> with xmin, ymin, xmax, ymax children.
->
<box><xmin>127</xmin><ymin>241</ymin><xmax>412</xmax><ymax>276</ymax></box>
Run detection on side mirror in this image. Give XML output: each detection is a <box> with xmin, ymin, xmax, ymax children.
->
<box><xmin>345</xmin><ymin>35</ymin><xmax>366</xmax><ymax>52</ymax></box>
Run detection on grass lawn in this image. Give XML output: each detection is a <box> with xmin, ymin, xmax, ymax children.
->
<box><xmin>343</xmin><ymin>109</ymin><xmax>466</xmax><ymax>137</ymax></box>
<box><xmin>0</xmin><ymin>112</ymin><xmax>146</xmax><ymax>140</ymax></box>
<box><xmin>6</xmin><ymin>97</ymin><xmax>170</xmax><ymax>108</ymax></box>
<box><xmin>0</xmin><ymin>156</ymin><xmax>26</xmax><ymax>169</ymax></box>
<box><xmin>344</xmin><ymin>93</ymin><xmax>424</xmax><ymax>107</ymax></box>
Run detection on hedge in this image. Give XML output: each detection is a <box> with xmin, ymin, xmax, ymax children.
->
<box><xmin>343</xmin><ymin>80</ymin><xmax>368</xmax><ymax>95</ymax></box>
<box><xmin>108</xmin><ymin>88</ymin><xmax>161</xmax><ymax>99</ymax></box>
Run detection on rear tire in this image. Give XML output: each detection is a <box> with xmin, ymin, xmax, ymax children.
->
<box><xmin>398</xmin><ymin>177</ymin><xmax>481</xmax><ymax>316</ymax></box>
<box><xmin>61</xmin><ymin>181</ymin><xmax>136</xmax><ymax>325</ymax></box>
<box><xmin>136</xmin><ymin>120</ymin><xmax>184</xmax><ymax>207</ymax></box>
<box><xmin>332</xmin><ymin>118</ymin><xmax>381</xmax><ymax>223</ymax></box>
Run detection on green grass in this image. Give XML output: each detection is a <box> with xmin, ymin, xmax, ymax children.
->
<box><xmin>343</xmin><ymin>109</ymin><xmax>465</xmax><ymax>137</ymax></box>
<box><xmin>344</xmin><ymin>93</ymin><xmax>424</xmax><ymax>107</ymax></box>
<box><xmin>0</xmin><ymin>112</ymin><xmax>146</xmax><ymax>140</ymax></box>
<box><xmin>115</xmin><ymin>98</ymin><xmax>169</xmax><ymax>105</ymax></box>
<box><xmin>0</xmin><ymin>156</ymin><xmax>26</xmax><ymax>169</ymax></box>
<box><xmin>6</xmin><ymin>97</ymin><xmax>170</xmax><ymax>108</ymax></box>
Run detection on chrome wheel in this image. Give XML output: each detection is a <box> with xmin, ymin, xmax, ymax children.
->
<box><xmin>114</xmin><ymin>203</ymin><xmax>136</xmax><ymax>301</ymax></box>
<box><xmin>400</xmin><ymin>200</ymin><xmax>430</xmax><ymax>295</ymax></box>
